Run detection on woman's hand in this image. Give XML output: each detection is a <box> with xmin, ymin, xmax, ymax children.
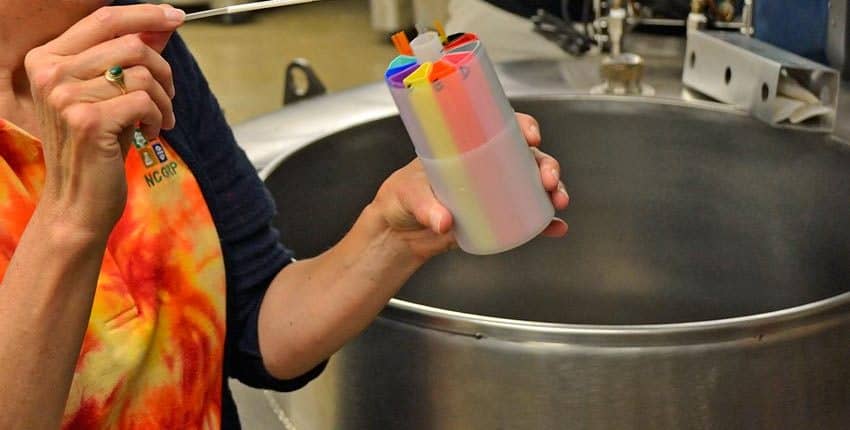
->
<box><xmin>370</xmin><ymin>113</ymin><xmax>570</xmax><ymax>261</ymax></box>
<box><xmin>24</xmin><ymin>4</ymin><xmax>184</xmax><ymax>239</ymax></box>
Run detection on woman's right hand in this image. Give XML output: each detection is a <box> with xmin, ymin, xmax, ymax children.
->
<box><xmin>24</xmin><ymin>4</ymin><xmax>185</xmax><ymax>239</ymax></box>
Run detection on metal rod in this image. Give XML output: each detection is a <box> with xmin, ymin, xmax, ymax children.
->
<box><xmin>184</xmin><ymin>0</ymin><xmax>320</xmax><ymax>22</ymax></box>
<box><xmin>740</xmin><ymin>0</ymin><xmax>754</xmax><ymax>36</ymax></box>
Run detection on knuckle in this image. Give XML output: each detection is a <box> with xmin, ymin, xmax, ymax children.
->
<box><xmin>132</xmin><ymin>67</ymin><xmax>155</xmax><ymax>88</ymax></box>
<box><xmin>63</xmin><ymin>105</ymin><xmax>101</xmax><ymax>137</ymax></box>
<box><xmin>122</xmin><ymin>36</ymin><xmax>148</xmax><ymax>61</ymax></box>
<box><xmin>23</xmin><ymin>47</ymin><xmax>44</xmax><ymax>71</ymax></box>
<box><xmin>131</xmin><ymin>90</ymin><xmax>154</xmax><ymax>107</ymax></box>
<box><xmin>93</xmin><ymin>6</ymin><xmax>113</xmax><ymax>23</ymax></box>
<box><xmin>134</xmin><ymin>92</ymin><xmax>162</xmax><ymax>120</ymax></box>
<box><xmin>46</xmin><ymin>84</ymin><xmax>77</xmax><ymax>110</ymax></box>
<box><xmin>29</xmin><ymin>62</ymin><xmax>64</xmax><ymax>92</ymax></box>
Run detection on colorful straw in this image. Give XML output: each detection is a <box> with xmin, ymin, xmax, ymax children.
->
<box><xmin>434</xmin><ymin>20</ymin><xmax>448</xmax><ymax>44</ymax></box>
<box><xmin>391</xmin><ymin>31</ymin><xmax>413</xmax><ymax>56</ymax></box>
<box><xmin>402</xmin><ymin>62</ymin><xmax>496</xmax><ymax>249</ymax></box>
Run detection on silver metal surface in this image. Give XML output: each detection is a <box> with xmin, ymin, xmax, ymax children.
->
<box><xmin>257</xmin><ymin>96</ymin><xmax>850</xmax><ymax>429</ymax></box>
<box><xmin>827</xmin><ymin>0</ymin><xmax>849</xmax><ymax>74</ymax></box>
<box><xmin>592</xmin><ymin>53</ymin><xmax>654</xmax><ymax>96</ymax></box>
<box><xmin>683</xmin><ymin>31</ymin><xmax>840</xmax><ymax>132</ymax></box>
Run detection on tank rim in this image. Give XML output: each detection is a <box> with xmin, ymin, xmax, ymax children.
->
<box><xmin>260</xmin><ymin>94</ymin><xmax>850</xmax><ymax>345</ymax></box>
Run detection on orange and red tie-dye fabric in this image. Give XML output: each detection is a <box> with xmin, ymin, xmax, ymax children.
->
<box><xmin>0</xmin><ymin>119</ymin><xmax>227</xmax><ymax>430</ymax></box>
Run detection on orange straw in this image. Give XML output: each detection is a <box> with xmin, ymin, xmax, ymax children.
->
<box><xmin>391</xmin><ymin>31</ymin><xmax>413</xmax><ymax>56</ymax></box>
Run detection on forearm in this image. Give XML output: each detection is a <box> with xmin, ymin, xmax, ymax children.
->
<box><xmin>257</xmin><ymin>203</ymin><xmax>425</xmax><ymax>379</ymax></box>
<box><xmin>0</xmin><ymin>203</ymin><xmax>108</xmax><ymax>429</ymax></box>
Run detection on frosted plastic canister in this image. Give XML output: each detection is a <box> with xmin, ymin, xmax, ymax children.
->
<box><xmin>385</xmin><ymin>34</ymin><xmax>554</xmax><ymax>254</ymax></box>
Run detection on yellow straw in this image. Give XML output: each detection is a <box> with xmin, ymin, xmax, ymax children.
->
<box><xmin>403</xmin><ymin>63</ymin><xmax>496</xmax><ymax>249</ymax></box>
<box><xmin>403</xmin><ymin>64</ymin><xmax>456</xmax><ymax>158</ymax></box>
<box><xmin>434</xmin><ymin>20</ymin><xmax>448</xmax><ymax>44</ymax></box>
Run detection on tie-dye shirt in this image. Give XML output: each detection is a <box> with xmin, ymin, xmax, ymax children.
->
<box><xmin>0</xmin><ymin>32</ymin><xmax>323</xmax><ymax>429</ymax></box>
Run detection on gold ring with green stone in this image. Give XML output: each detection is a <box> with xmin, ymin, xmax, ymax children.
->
<box><xmin>104</xmin><ymin>65</ymin><xmax>128</xmax><ymax>95</ymax></box>
<box><xmin>105</xmin><ymin>66</ymin><xmax>149</xmax><ymax>149</ymax></box>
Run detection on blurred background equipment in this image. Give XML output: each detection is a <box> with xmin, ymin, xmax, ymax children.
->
<box><xmin>368</xmin><ymin>0</ymin><xmax>448</xmax><ymax>32</ymax></box>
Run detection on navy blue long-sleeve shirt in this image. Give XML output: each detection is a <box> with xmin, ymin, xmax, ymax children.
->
<box><xmin>155</xmin><ymin>19</ymin><xmax>325</xmax><ymax>430</ymax></box>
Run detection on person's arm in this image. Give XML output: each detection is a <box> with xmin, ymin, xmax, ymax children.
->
<box><xmin>258</xmin><ymin>114</ymin><xmax>570</xmax><ymax>379</ymax></box>
<box><xmin>257</xmin><ymin>201</ymin><xmax>428</xmax><ymax>379</ymax></box>
<box><xmin>0</xmin><ymin>207</ymin><xmax>110</xmax><ymax>429</ymax></box>
<box><xmin>0</xmin><ymin>5</ymin><xmax>182</xmax><ymax>427</ymax></box>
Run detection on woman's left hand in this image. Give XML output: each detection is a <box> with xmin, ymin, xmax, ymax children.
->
<box><xmin>369</xmin><ymin>113</ymin><xmax>570</xmax><ymax>261</ymax></box>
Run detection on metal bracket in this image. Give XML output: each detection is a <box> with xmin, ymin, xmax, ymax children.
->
<box><xmin>682</xmin><ymin>31</ymin><xmax>840</xmax><ymax>132</ymax></box>
<box><xmin>283</xmin><ymin>58</ymin><xmax>327</xmax><ymax>105</ymax></box>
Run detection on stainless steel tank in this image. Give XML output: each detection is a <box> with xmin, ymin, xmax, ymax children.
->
<box><xmin>256</xmin><ymin>95</ymin><xmax>850</xmax><ymax>429</ymax></box>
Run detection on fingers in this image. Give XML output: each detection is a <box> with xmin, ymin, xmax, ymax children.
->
<box><xmin>393</xmin><ymin>166</ymin><xmax>453</xmax><ymax>234</ymax></box>
<box><xmin>515</xmin><ymin>112</ymin><xmax>541</xmax><ymax>147</ymax></box>
<box><xmin>46</xmin><ymin>4</ymin><xmax>184</xmax><ymax>56</ymax></box>
<box><xmin>400</xmin><ymin>185</ymin><xmax>453</xmax><ymax>235</ymax></box>
<box><xmin>74</xmin><ymin>66</ymin><xmax>174</xmax><ymax>129</ymax></box>
<box><xmin>516</xmin><ymin>112</ymin><xmax>571</xmax><ymax>226</ymax></box>
<box><xmin>518</xmin><ymin>112</ymin><xmax>564</xmax><ymax>197</ymax></box>
<box><xmin>139</xmin><ymin>31</ymin><xmax>175</xmax><ymax>54</ymax></box>
<box><xmin>66</xmin><ymin>34</ymin><xmax>175</xmax><ymax>98</ymax></box>
<box><xmin>48</xmin><ymin>66</ymin><xmax>174</xmax><ymax>131</ymax></box>
<box><xmin>540</xmin><ymin>218</ymin><xmax>569</xmax><ymax>238</ymax></box>
<box><xmin>61</xmin><ymin>90</ymin><xmax>160</xmax><ymax>158</ymax></box>
<box><xmin>97</xmin><ymin>91</ymin><xmax>163</xmax><ymax>143</ymax></box>
<box><xmin>531</xmin><ymin>146</ymin><xmax>561</xmax><ymax>192</ymax></box>
<box><xmin>551</xmin><ymin>181</ymin><xmax>570</xmax><ymax>210</ymax></box>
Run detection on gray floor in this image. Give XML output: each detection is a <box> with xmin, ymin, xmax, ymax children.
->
<box><xmin>231</xmin><ymin>381</ymin><xmax>291</xmax><ymax>429</ymax></box>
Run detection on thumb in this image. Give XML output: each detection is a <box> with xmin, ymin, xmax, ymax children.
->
<box><xmin>428</xmin><ymin>204</ymin><xmax>453</xmax><ymax>234</ymax></box>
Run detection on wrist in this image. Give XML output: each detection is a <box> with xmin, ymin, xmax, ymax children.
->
<box><xmin>357</xmin><ymin>203</ymin><xmax>429</xmax><ymax>270</ymax></box>
<box><xmin>31</xmin><ymin>198</ymin><xmax>113</xmax><ymax>249</ymax></box>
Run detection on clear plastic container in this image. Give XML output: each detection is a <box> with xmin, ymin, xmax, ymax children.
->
<box><xmin>385</xmin><ymin>34</ymin><xmax>554</xmax><ymax>254</ymax></box>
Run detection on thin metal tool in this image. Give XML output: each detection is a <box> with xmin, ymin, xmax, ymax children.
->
<box><xmin>184</xmin><ymin>0</ymin><xmax>320</xmax><ymax>22</ymax></box>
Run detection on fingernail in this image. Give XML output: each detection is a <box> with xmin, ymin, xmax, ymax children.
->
<box><xmin>559</xmin><ymin>183</ymin><xmax>569</xmax><ymax>200</ymax></box>
<box><xmin>430</xmin><ymin>211</ymin><xmax>442</xmax><ymax>234</ymax></box>
<box><xmin>170</xmin><ymin>112</ymin><xmax>176</xmax><ymax>127</ymax></box>
<box><xmin>164</xmin><ymin>7</ymin><xmax>185</xmax><ymax>22</ymax></box>
<box><xmin>549</xmin><ymin>168</ymin><xmax>559</xmax><ymax>182</ymax></box>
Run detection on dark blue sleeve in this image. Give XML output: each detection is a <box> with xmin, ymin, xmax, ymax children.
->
<box><xmin>160</xmin><ymin>33</ymin><xmax>326</xmax><ymax>391</ymax></box>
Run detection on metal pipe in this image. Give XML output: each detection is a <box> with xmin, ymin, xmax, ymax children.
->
<box><xmin>740</xmin><ymin>0</ymin><xmax>754</xmax><ymax>36</ymax></box>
